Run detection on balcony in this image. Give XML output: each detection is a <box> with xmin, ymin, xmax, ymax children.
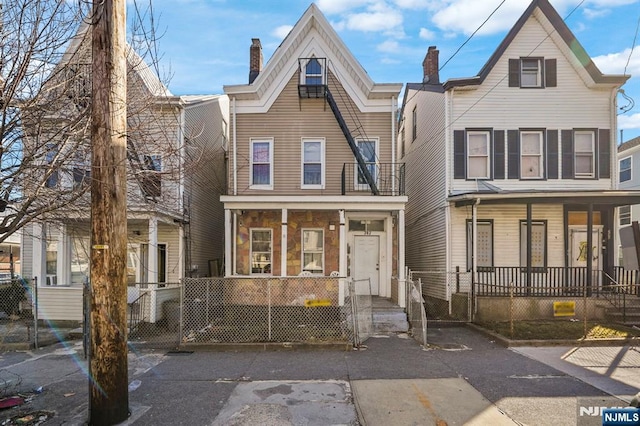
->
<box><xmin>341</xmin><ymin>163</ymin><xmax>405</xmax><ymax>196</ymax></box>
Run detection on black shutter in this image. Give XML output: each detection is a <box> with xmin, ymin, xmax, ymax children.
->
<box><xmin>494</xmin><ymin>130</ymin><xmax>505</xmax><ymax>179</ymax></box>
<box><xmin>507</xmin><ymin>130</ymin><xmax>520</xmax><ymax>179</ymax></box>
<box><xmin>561</xmin><ymin>130</ymin><xmax>574</xmax><ymax>179</ymax></box>
<box><xmin>547</xmin><ymin>130</ymin><xmax>559</xmax><ymax>179</ymax></box>
<box><xmin>598</xmin><ymin>129</ymin><xmax>611</xmax><ymax>178</ymax></box>
<box><xmin>454</xmin><ymin>130</ymin><xmax>466</xmax><ymax>179</ymax></box>
<box><xmin>545</xmin><ymin>59</ymin><xmax>557</xmax><ymax>87</ymax></box>
<box><xmin>508</xmin><ymin>59</ymin><xmax>520</xmax><ymax>87</ymax></box>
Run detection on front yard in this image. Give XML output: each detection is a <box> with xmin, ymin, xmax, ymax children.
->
<box><xmin>477</xmin><ymin>320</ymin><xmax>640</xmax><ymax>340</ymax></box>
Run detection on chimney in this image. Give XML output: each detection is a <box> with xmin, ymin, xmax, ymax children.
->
<box><xmin>422</xmin><ymin>46</ymin><xmax>439</xmax><ymax>84</ymax></box>
<box><xmin>249</xmin><ymin>38</ymin><xmax>263</xmax><ymax>84</ymax></box>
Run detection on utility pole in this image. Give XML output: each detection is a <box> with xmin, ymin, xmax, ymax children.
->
<box><xmin>89</xmin><ymin>0</ymin><xmax>129</xmax><ymax>424</ymax></box>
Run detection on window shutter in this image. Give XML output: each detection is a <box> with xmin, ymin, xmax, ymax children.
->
<box><xmin>454</xmin><ymin>130</ymin><xmax>466</xmax><ymax>179</ymax></box>
<box><xmin>507</xmin><ymin>130</ymin><xmax>520</xmax><ymax>179</ymax></box>
<box><xmin>598</xmin><ymin>129</ymin><xmax>611</xmax><ymax>178</ymax></box>
<box><xmin>547</xmin><ymin>130</ymin><xmax>558</xmax><ymax>179</ymax></box>
<box><xmin>561</xmin><ymin>130</ymin><xmax>574</xmax><ymax>178</ymax></box>
<box><xmin>545</xmin><ymin>59</ymin><xmax>557</xmax><ymax>87</ymax></box>
<box><xmin>494</xmin><ymin>131</ymin><xmax>505</xmax><ymax>179</ymax></box>
<box><xmin>508</xmin><ymin>59</ymin><xmax>520</xmax><ymax>87</ymax></box>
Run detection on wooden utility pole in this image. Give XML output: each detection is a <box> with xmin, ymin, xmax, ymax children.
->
<box><xmin>89</xmin><ymin>0</ymin><xmax>129</xmax><ymax>424</ymax></box>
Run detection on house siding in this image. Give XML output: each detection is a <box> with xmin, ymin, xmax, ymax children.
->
<box><xmin>231</xmin><ymin>73</ymin><xmax>393</xmax><ymax>196</ymax></box>
<box><xmin>403</xmin><ymin>89</ymin><xmax>447</xmax><ymax>272</ymax></box>
<box><xmin>36</xmin><ymin>287</ymin><xmax>84</xmax><ymax>321</ymax></box>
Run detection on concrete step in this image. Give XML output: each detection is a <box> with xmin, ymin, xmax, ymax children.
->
<box><xmin>372</xmin><ymin>309</ymin><xmax>409</xmax><ymax>333</ymax></box>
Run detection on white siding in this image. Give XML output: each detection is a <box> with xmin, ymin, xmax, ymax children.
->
<box><xmin>36</xmin><ymin>287</ymin><xmax>83</xmax><ymax>321</ymax></box>
<box><xmin>403</xmin><ymin>88</ymin><xmax>448</xmax><ymax>272</ymax></box>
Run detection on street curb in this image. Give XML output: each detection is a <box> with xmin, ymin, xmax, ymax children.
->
<box><xmin>179</xmin><ymin>341</ymin><xmax>353</xmax><ymax>352</ymax></box>
<box><xmin>467</xmin><ymin>323</ymin><xmax>640</xmax><ymax>347</ymax></box>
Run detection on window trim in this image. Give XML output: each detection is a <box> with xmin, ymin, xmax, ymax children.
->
<box><xmin>466</xmin><ymin>219</ymin><xmax>494</xmax><ymax>272</ymax></box>
<box><xmin>412</xmin><ymin>106</ymin><xmax>417</xmax><ymax>141</ymax></box>
<box><xmin>466</xmin><ymin>130</ymin><xmax>491</xmax><ymax>180</ymax></box>
<box><xmin>619</xmin><ymin>156</ymin><xmax>632</xmax><ymax>183</ymax></box>
<box><xmin>250</xmin><ymin>138</ymin><xmax>274</xmax><ymax>190</ymax></box>
<box><xmin>519</xmin><ymin>220</ymin><xmax>548</xmax><ymax>269</ymax></box>
<box><xmin>302</xmin><ymin>228</ymin><xmax>324</xmax><ymax>275</ymax></box>
<box><xmin>520</xmin><ymin>57</ymin><xmax>543</xmax><ymax>88</ymax></box>
<box><xmin>354</xmin><ymin>137</ymin><xmax>379</xmax><ymax>191</ymax></box>
<box><xmin>300</xmin><ymin>57</ymin><xmax>325</xmax><ymax>86</ymax></box>
<box><xmin>250</xmin><ymin>228</ymin><xmax>272</xmax><ymax>275</ymax></box>
<box><xmin>620</xmin><ymin>205</ymin><xmax>632</xmax><ymax>227</ymax></box>
<box><xmin>574</xmin><ymin>130</ymin><xmax>596</xmax><ymax>179</ymax></box>
<box><xmin>301</xmin><ymin>138</ymin><xmax>325</xmax><ymax>189</ymax></box>
<box><xmin>520</xmin><ymin>130</ymin><xmax>544</xmax><ymax>180</ymax></box>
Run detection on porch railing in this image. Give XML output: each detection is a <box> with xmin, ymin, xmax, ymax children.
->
<box><xmin>474</xmin><ymin>266</ymin><xmax>640</xmax><ymax>297</ymax></box>
<box><xmin>341</xmin><ymin>163</ymin><xmax>405</xmax><ymax>196</ymax></box>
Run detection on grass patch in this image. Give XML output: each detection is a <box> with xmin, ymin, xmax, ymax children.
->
<box><xmin>477</xmin><ymin>320</ymin><xmax>640</xmax><ymax>340</ymax></box>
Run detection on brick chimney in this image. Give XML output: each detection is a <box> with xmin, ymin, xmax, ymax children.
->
<box><xmin>422</xmin><ymin>46</ymin><xmax>439</xmax><ymax>84</ymax></box>
<box><xmin>249</xmin><ymin>38</ymin><xmax>263</xmax><ymax>84</ymax></box>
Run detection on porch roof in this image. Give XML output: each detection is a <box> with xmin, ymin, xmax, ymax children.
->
<box><xmin>448</xmin><ymin>190</ymin><xmax>640</xmax><ymax>207</ymax></box>
<box><xmin>220</xmin><ymin>195</ymin><xmax>407</xmax><ymax>211</ymax></box>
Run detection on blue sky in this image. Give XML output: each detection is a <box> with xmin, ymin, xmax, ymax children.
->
<box><xmin>145</xmin><ymin>0</ymin><xmax>640</xmax><ymax>143</ymax></box>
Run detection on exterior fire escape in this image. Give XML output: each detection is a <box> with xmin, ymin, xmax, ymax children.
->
<box><xmin>297</xmin><ymin>57</ymin><xmax>380</xmax><ymax>196</ymax></box>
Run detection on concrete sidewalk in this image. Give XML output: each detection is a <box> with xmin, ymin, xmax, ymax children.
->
<box><xmin>0</xmin><ymin>327</ymin><xmax>637</xmax><ymax>425</ymax></box>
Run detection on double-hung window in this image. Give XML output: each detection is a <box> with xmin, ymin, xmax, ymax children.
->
<box><xmin>520</xmin><ymin>131</ymin><xmax>544</xmax><ymax>179</ymax></box>
<box><xmin>520</xmin><ymin>221</ymin><xmax>547</xmax><ymax>268</ymax></box>
<box><xmin>250</xmin><ymin>138</ymin><xmax>273</xmax><ymax>189</ymax></box>
<box><xmin>302</xmin><ymin>229</ymin><xmax>324</xmax><ymax>274</ymax></box>
<box><xmin>301</xmin><ymin>138</ymin><xmax>324</xmax><ymax>188</ymax></box>
<box><xmin>250</xmin><ymin>229</ymin><xmax>272</xmax><ymax>274</ymax></box>
<box><xmin>574</xmin><ymin>131</ymin><xmax>595</xmax><ymax>178</ymax></box>
<box><xmin>620</xmin><ymin>156</ymin><xmax>632</xmax><ymax>183</ymax></box>
<box><xmin>45</xmin><ymin>143</ymin><xmax>59</xmax><ymax>188</ymax></box>
<box><xmin>141</xmin><ymin>154</ymin><xmax>162</xmax><ymax>198</ymax></box>
<box><xmin>467</xmin><ymin>131</ymin><xmax>490</xmax><ymax>179</ymax></box>
<box><xmin>520</xmin><ymin>58</ymin><xmax>542</xmax><ymax>88</ymax></box>
<box><xmin>355</xmin><ymin>138</ymin><xmax>378</xmax><ymax>189</ymax></box>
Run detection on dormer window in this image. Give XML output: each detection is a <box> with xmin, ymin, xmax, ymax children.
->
<box><xmin>298</xmin><ymin>57</ymin><xmax>327</xmax><ymax>98</ymax></box>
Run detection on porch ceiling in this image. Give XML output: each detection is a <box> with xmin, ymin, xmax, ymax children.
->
<box><xmin>449</xmin><ymin>190</ymin><xmax>640</xmax><ymax>207</ymax></box>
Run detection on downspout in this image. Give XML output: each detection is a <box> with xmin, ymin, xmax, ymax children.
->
<box><xmin>391</xmin><ymin>95</ymin><xmax>396</xmax><ymax>194</ymax></box>
<box><xmin>472</xmin><ymin>198</ymin><xmax>479</xmax><ymax>316</ymax></box>
<box><xmin>232</xmin><ymin>96</ymin><xmax>238</xmax><ymax>195</ymax></box>
<box><xmin>610</xmin><ymin>87</ymin><xmax>619</xmax><ymax>190</ymax></box>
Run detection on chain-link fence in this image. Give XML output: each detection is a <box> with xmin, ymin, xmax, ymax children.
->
<box><xmin>405</xmin><ymin>278</ymin><xmax>427</xmax><ymax>345</ymax></box>
<box><xmin>0</xmin><ymin>277</ymin><xmax>34</xmax><ymax>348</ymax></box>
<box><xmin>181</xmin><ymin>276</ymin><xmax>354</xmax><ymax>345</ymax></box>
<box><xmin>349</xmin><ymin>278</ymin><xmax>372</xmax><ymax>347</ymax></box>
<box><xmin>408</xmin><ymin>269</ymin><xmax>472</xmax><ymax>322</ymax></box>
<box><xmin>125</xmin><ymin>282</ymin><xmax>183</xmax><ymax>348</ymax></box>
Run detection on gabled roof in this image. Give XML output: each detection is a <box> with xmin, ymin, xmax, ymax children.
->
<box><xmin>618</xmin><ymin>136</ymin><xmax>640</xmax><ymax>154</ymax></box>
<box><xmin>59</xmin><ymin>20</ymin><xmax>173</xmax><ymax>98</ymax></box>
<box><xmin>443</xmin><ymin>0</ymin><xmax>629</xmax><ymax>90</ymax></box>
<box><xmin>223</xmin><ymin>3</ymin><xmax>402</xmax><ymax>113</ymax></box>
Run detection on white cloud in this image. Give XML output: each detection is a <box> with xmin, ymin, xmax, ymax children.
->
<box><xmin>593</xmin><ymin>48</ymin><xmax>640</xmax><ymax>75</ymax></box>
<box><xmin>419</xmin><ymin>27</ymin><xmax>436</xmax><ymax>40</ymax></box>
<box><xmin>272</xmin><ymin>25</ymin><xmax>293</xmax><ymax>40</ymax></box>
<box><xmin>619</xmin><ymin>112</ymin><xmax>640</xmax><ymax>130</ymax></box>
<box><xmin>378</xmin><ymin>40</ymin><xmax>400</xmax><ymax>52</ymax></box>
<box><xmin>581</xmin><ymin>7</ymin><xmax>610</xmax><ymax>19</ymax></box>
<box><xmin>431</xmin><ymin>0</ymin><xmax>530</xmax><ymax>36</ymax></box>
<box><xmin>343</xmin><ymin>5</ymin><xmax>404</xmax><ymax>33</ymax></box>
<box><xmin>393</xmin><ymin>0</ymin><xmax>429</xmax><ymax>9</ymax></box>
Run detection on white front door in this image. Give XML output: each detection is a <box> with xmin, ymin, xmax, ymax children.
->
<box><xmin>569</xmin><ymin>226</ymin><xmax>602</xmax><ymax>287</ymax></box>
<box><xmin>353</xmin><ymin>235</ymin><xmax>380</xmax><ymax>295</ymax></box>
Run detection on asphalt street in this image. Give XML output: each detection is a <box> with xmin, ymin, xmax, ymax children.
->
<box><xmin>0</xmin><ymin>326</ymin><xmax>638</xmax><ymax>425</ymax></box>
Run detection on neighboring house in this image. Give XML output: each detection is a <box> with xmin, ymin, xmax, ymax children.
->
<box><xmin>618</xmin><ymin>136</ymin><xmax>640</xmax><ymax>227</ymax></box>
<box><xmin>0</xmin><ymin>215</ymin><xmax>20</xmax><ymax>279</ymax></box>
<box><xmin>21</xmin><ymin>23</ymin><xmax>228</xmax><ymax>322</ymax></box>
<box><xmin>399</xmin><ymin>0</ymin><xmax>639</xmax><ymax>313</ymax></box>
<box><xmin>221</xmin><ymin>4</ymin><xmax>407</xmax><ymax>305</ymax></box>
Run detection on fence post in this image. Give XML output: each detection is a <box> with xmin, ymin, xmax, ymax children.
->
<box><xmin>34</xmin><ymin>277</ymin><xmax>39</xmax><ymax>349</ymax></box>
<box><xmin>456</xmin><ymin>266</ymin><xmax>460</xmax><ymax>293</ymax></box>
<box><xmin>509</xmin><ymin>282</ymin><xmax>514</xmax><ymax>339</ymax></box>
<box><xmin>583</xmin><ymin>284</ymin><xmax>588</xmax><ymax>339</ymax></box>
<box><xmin>268</xmin><ymin>279</ymin><xmax>272</xmax><ymax>341</ymax></box>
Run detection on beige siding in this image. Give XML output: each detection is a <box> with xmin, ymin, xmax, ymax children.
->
<box><xmin>450</xmin><ymin>16</ymin><xmax>615</xmax><ymax>193</ymax></box>
<box><xmin>403</xmin><ymin>88</ymin><xmax>448</xmax><ymax>272</ymax></box>
<box><xmin>21</xmin><ymin>224</ymin><xmax>34</xmax><ymax>279</ymax></box>
<box><xmin>36</xmin><ymin>287</ymin><xmax>83</xmax><ymax>321</ymax></box>
<box><xmin>231</xmin><ymin>73</ymin><xmax>394</xmax><ymax>195</ymax></box>
<box><xmin>157</xmin><ymin>224</ymin><xmax>181</xmax><ymax>282</ymax></box>
<box><xmin>184</xmin><ymin>98</ymin><xmax>227</xmax><ymax>276</ymax></box>
<box><xmin>449</xmin><ymin>204</ymin><xmax>565</xmax><ymax>270</ymax></box>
